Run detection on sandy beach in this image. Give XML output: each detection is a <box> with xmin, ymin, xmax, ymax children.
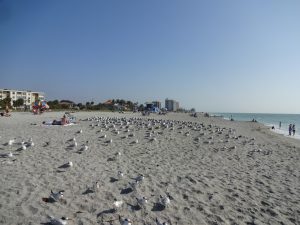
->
<box><xmin>0</xmin><ymin>111</ymin><xmax>299</xmax><ymax>225</ymax></box>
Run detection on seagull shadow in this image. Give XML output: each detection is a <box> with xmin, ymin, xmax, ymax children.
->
<box><xmin>41</xmin><ymin>197</ymin><xmax>56</xmax><ymax>203</ymax></box>
<box><xmin>120</xmin><ymin>187</ymin><xmax>133</xmax><ymax>195</ymax></box>
<box><xmin>82</xmin><ymin>188</ymin><xmax>94</xmax><ymax>195</ymax></box>
<box><xmin>127</xmin><ymin>203</ymin><xmax>141</xmax><ymax>211</ymax></box>
<box><xmin>97</xmin><ymin>208</ymin><xmax>116</xmax><ymax>217</ymax></box>
<box><xmin>107</xmin><ymin>157</ymin><xmax>116</xmax><ymax>162</ymax></box>
<box><xmin>110</xmin><ymin>177</ymin><xmax>119</xmax><ymax>183</ymax></box>
<box><xmin>151</xmin><ymin>203</ymin><xmax>166</xmax><ymax>211</ymax></box>
<box><xmin>58</xmin><ymin>163</ymin><xmax>71</xmax><ymax>169</ymax></box>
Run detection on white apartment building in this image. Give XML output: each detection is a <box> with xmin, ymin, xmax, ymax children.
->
<box><xmin>0</xmin><ymin>88</ymin><xmax>45</xmax><ymax>109</ymax></box>
<box><xmin>165</xmin><ymin>98</ymin><xmax>179</xmax><ymax>112</ymax></box>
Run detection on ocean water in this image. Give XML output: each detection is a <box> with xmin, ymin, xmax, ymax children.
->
<box><xmin>211</xmin><ymin>113</ymin><xmax>300</xmax><ymax>139</ymax></box>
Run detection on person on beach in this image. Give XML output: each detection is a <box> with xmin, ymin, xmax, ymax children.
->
<box><xmin>292</xmin><ymin>124</ymin><xmax>296</xmax><ymax>136</ymax></box>
<box><xmin>42</xmin><ymin>114</ymin><xmax>70</xmax><ymax>125</ymax></box>
<box><xmin>1</xmin><ymin>105</ymin><xmax>11</xmax><ymax>117</ymax></box>
<box><xmin>279</xmin><ymin>121</ymin><xmax>281</xmax><ymax>129</ymax></box>
<box><xmin>288</xmin><ymin>124</ymin><xmax>292</xmax><ymax>136</ymax></box>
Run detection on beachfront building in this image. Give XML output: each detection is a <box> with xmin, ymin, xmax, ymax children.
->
<box><xmin>165</xmin><ymin>98</ymin><xmax>179</xmax><ymax>112</ymax></box>
<box><xmin>152</xmin><ymin>101</ymin><xmax>161</xmax><ymax>109</ymax></box>
<box><xmin>0</xmin><ymin>88</ymin><xmax>45</xmax><ymax>109</ymax></box>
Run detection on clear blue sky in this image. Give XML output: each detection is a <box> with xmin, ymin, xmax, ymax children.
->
<box><xmin>1</xmin><ymin>0</ymin><xmax>300</xmax><ymax>113</ymax></box>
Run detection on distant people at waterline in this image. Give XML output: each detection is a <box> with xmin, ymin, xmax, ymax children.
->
<box><xmin>279</xmin><ymin>121</ymin><xmax>281</xmax><ymax>129</ymax></box>
<box><xmin>292</xmin><ymin>124</ymin><xmax>296</xmax><ymax>136</ymax></box>
<box><xmin>288</xmin><ymin>124</ymin><xmax>296</xmax><ymax>136</ymax></box>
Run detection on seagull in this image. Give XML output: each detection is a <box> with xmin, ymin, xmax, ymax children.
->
<box><xmin>113</xmin><ymin>200</ymin><xmax>123</xmax><ymax>208</ymax></box>
<box><xmin>129</xmin><ymin>180</ymin><xmax>139</xmax><ymax>191</ymax></box>
<box><xmin>119</xmin><ymin>216</ymin><xmax>132</xmax><ymax>225</ymax></box>
<box><xmin>117</xmin><ymin>171</ymin><xmax>124</xmax><ymax>179</ymax></box>
<box><xmin>30</xmin><ymin>141</ymin><xmax>34</xmax><ymax>147</ymax></box>
<box><xmin>134</xmin><ymin>174</ymin><xmax>144</xmax><ymax>182</ymax></box>
<box><xmin>156</xmin><ymin>218</ymin><xmax>168</xmax><ymax>225</ymax></box>
<box><xmin>160</xmin><ymin>195</ymin><xmax>170</xmax><ymax>207</ymax></box>
<box><xmin>22</xmin><ymin>144</ymin><xmax>27</xmax><ymax>150</ymax></box>
<box><xmin>83</xmin><ymin>144</ymin><xmax>88</xmax><ymax>151</ymax></box>
<box><xmin>49</xmin><ymin>190</ymin><xmax>64</xmax><ymax>202</ymax></box>
<box><xmin>7</xmin><ymin>152</ymin><xmax>13</xmax><ymax>158</ymax></box>
<box><xmin>8</xmin><ymin>139</ymin><xmax>15</xmax><ymax>146</ymax></box>
<box><xmin>67</xmin><ymin>161</ymin><xmax>73</xmax><ymax>167</ymax></box>
<box><xmin>94</xmin><ymin>181</ymin><xmax>100</xmax><ymax>190</ymax></box>
<box><xmin>79</xmin><ymin>129</ymin><xmax>83</xmax><ymax>134</ymax></box>
<box><xmin>72</xmin><ymin>137</ymin><xmax>76</xmax><ymax>142</ymax></box>
<box><xmin>135</xmin><ymin>139</ymin><xmax>139</xmax><ymax>144</ymax></box>
<box><xmin>136</xmin><ymin>196</ymin><xmax>148</xmax><ymax>207</ymax></box>
<box><xmin>74</xmin><ymin>141</ymin><xmax>78</xmax><ymax>148</ymax></box>
<box><xmin>48</xmin><ymin>216</ymin><xmax>71</xmax><ymax>225</ymax></box>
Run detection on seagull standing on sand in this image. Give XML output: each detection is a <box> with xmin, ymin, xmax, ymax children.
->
<box><xmin>113</xmin><ymin>199</ymin><xmax>123</xmax><ymax>209</ymax></box>
<box><xmin>156</xmin><ymin>218</ymin><xmax>168</xmax><ymax>225</ymax></box>
<box><xmin>160</xmin><ymin>195</ymin><xmax>170</xmax><ymax>207</ymax></box>
<box><xmin>119</xmin><ymin>216</ymin><xmax>132</xmax><ymax>225</ymax></box>
<box><xmin>67</xmin><ymin>161</ymin><xmax>73</xmax><ymax>167</ymax></box>
<box><xmin>7</xmin><ymin>152</ymin><xmax>13</xmax><ymax>158</ymax></box>
<box><xmin>22</xmin><ymin>144</ymin><xmax>27</xmax><ymax>150</ymax></box>
<box><xmin>48</xmin><ymin>216</ymin><xmax>71</xmax><ymax>225</ymax></box>
<box><xmin>50</xmin><ymin>190</ymin><xmax>64</xmax><ymax>202</ymax></box>
<box><xmin>135</xmin><ymin>174</ymin><xmax>144</xmax><ymax>182</ymax></box>
<box><xmin>118</xmin><ymin>171</ymin><xmax>124</xmax><ymax>179</ymax></box>
<box><xmin>136</xmin><ymin>196</ymin><xmax>148</xmax><ymax>207</ymax></box>
<box><xmin>8</xmin><ymin>139</ymin><xmax>15</xmax><ymax>146</ymax></box>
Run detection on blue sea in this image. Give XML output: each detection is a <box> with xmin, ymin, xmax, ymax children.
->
<box><xmin>211</xmin><ymin>113</ymin><xmax>300</xmax><ymax>138</ymax></box>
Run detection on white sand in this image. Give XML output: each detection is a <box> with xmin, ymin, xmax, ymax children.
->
<box><xmin>0</xmin><ymin>111</ymin><xmax>299</xmax><ymax>225</ymax></box>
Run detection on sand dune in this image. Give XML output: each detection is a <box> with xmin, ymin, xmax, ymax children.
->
<box><xmin>0</xmin><ymin>112</ymin><xmax>299</xmax><ymax>225</ymax></box>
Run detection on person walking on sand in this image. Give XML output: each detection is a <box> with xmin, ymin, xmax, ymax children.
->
<box><xmin>292</xmin><ymin>124</ymin><xmax>296</xmax><ymax>136</ymax></box>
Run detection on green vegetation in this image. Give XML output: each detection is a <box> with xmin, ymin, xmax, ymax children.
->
<box><xmin>0</xmin><ymin>97</ymin><xmax>12</xmax><ymax>108</ymax></box>
<box><xmin>47</xmin><ymin>99</ymin><xmax>137</xmax><ymax>111</ymax></box>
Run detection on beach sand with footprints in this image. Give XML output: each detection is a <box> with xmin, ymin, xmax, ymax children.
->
<box><xmin>0</xmin><ymin>111</ymin><xmax>299</xmax><ymax>225</ymax></box>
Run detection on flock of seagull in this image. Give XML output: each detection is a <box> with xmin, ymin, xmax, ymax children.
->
<box><xmin>1</xmin><ymin>114</ymin><xmax>262</xmax><ymax>225</ymax></box>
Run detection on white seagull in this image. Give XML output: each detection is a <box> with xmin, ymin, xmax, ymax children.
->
<box><xmin>160</xmin><ymin>195</ymin><xmax>170</xmax><ymax>207</ymax></box>
<box><xmin>156</xmin><ymin>218</ymin><xmax>168</xmax><ymax>225</ymax></box>
<box><xmin>48</xmin><ymin>216</ymin><xmax>71</xmax><ymax>225</ymax></box>
<box><xmin>113</xmin><ymin>200</ymin><xmax>123</xmax><ymax>208</ymax></box>
<box><xmin>49</xmin><ymin>190</ymin><xmax>64</xmax><ymax>202</ymax></box>
<box><xmin>22</xmin><ymin>144</ymin><xmax>27</xmax><ymax>150</ymax></box>
<box><xmin>119</xmin><ymin>216</ymin><xmax>132</xmax><ymax>225</ymax></box>
<box><xmin>117</xmin><ymin>171</ymin><xmax>124</xmax><ymax>179</ymax></box>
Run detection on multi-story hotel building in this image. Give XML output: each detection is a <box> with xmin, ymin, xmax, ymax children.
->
<box><xmin>165</xmin><ymin>98</ymin><xmax>179</xmax><ymax>112</ymax></box>
<box><xmin>0</xmin><ymin>88</ymin><xmax>45</xmax><ymax>109</ymax></box>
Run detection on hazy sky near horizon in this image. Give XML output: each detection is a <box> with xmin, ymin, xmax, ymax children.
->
<box><xmin>1</xmin><ymin>0</ymin><xmax>300</xmax><ymax>113</ymax></box>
